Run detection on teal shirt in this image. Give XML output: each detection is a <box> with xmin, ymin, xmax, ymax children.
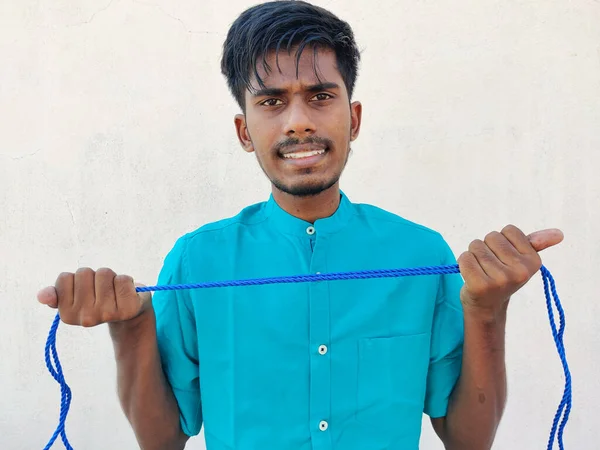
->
<box><xmin>153</xmin><ymin>192</ymin><xmax>464</xmax><ymax>450</ymax></box>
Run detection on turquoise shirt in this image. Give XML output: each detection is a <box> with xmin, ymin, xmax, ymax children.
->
<box><xmin>153</xmin><ymin>192</ymin><xmax>464</xmax><ymax>450</ymax></box>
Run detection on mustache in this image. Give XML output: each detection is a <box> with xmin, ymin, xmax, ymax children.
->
<box><xmin>274</xmin><ymin>136</ymin><xmax>333</xmax><ymax>154</ymax></box>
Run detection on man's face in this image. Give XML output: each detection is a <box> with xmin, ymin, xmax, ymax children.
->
<box><xmin>235</xmin><ymin>47</ymin><xmax>362</xmax><ymax>197</ymax></box>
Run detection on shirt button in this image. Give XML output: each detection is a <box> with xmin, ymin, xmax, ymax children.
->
<box><xmin>318</xmin><ymin>345</ymin><xmax>328</xmax><ymax>355</ymax></box>
<box><xmin>319</xmin><ymin>420</ymin><xmax>328</xmax><ymax>431</ymax></box>
<box><xmin>306</xmin><ymin>226</ymin><xmax>315</xmax><ymax>235</ymax></box>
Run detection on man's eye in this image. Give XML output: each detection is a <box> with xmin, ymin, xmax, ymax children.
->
<box><xmin>262</xmin><ymin>99</ymin><xmax>283</xmax><ymax>106</ymax></box>
<box><xmin>313</xmin><ymin>93</ymin><xmax>333</xmax><ymax>101</ymax></box>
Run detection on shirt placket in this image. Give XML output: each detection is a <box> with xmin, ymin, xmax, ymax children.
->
<box><xmin>305</xmin><ymin>225</ymin><xmax>332</xmax><ymax>449</ymax></box>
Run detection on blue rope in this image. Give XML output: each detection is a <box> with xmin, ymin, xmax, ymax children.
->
<box><xmin>44</xmin><ymin>313</ymin><xmax>73</xmax><ymax>450</ymax></box>
<box><xmin>43</xmin><ymin>264</ymin><xmax>571</xmax><ymax>449</ymax></box>
<box><xmin>541</xmin><ymin>266</ymin><xmax>572</xmax><ymax>450</ymax></box>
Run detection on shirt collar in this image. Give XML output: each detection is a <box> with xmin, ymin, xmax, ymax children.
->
<box><xmin>264</xmin><ymin>190</ymin><xmax>355</xmax><ymax>237</ymax></box>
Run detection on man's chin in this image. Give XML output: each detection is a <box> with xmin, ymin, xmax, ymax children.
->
<box><xmin>272</xmin><ymin>178</ymin><xmax>339</xmax><ymax>198</ymax></box>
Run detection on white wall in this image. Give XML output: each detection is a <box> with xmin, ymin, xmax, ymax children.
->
<box><xmin>1</xmin><ymin>0</ymin><xmax>598</xmax><ymax>448</ymax></box>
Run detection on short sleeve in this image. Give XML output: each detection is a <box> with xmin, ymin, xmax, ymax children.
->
<box><xmin>152</xmin><ymin>236</ymin><xmax>203</xmax><ymax>436</ymax></box>
<box><xmin>424</xmin><ymin>238</ymin><xmax>465</xmax><ymax>418</ymax></box>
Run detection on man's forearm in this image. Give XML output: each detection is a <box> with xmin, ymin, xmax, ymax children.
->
<box><xmin>435</xmin><ymin>225</ymin><xmax>563</xmax><ymax>449</ymax></box>
<box><xmin>109</xmin><ymin>306</ymin><xmax>189</xmax><ymax>450</ymax></box>
<box><xmin>441</xmin><ymin>306</ymin><xmax>508</xmax><ymax>450</ymax></box>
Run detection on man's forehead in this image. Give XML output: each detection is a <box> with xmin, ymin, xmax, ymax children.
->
<box><xmin>249</xmin><ymin>47</ymin><xmax>340</xmax><ymax>89</ymax></box>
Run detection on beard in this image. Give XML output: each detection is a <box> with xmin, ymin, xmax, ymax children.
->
<box><xmin>270</xmin><ymin>171</ymin><xmax>341</xmax><ymax>197</ymax></box>
<box><xmin>255</xmin><ymin>142</ymin><xmax>352</xmax><ymax>198</ymax></box>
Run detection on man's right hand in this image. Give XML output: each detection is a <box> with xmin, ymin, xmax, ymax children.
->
<box><xmin>37</xmin><ymin>267</ymin><xmax>189</xmax><ymax>449</ymax></box>
<box><xmin>37</xmin><ymin>268</ymin><xmax>152</xmax><ymax>327</ymax></box>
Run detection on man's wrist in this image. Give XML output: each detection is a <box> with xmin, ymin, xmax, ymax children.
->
<box><xmin>108</xmin><ymin>302</ymin><xmax>155</xmax><ymax>341</ymax></box>
<box><xmin>461</xmin><ymin>297</ymin><xmax>509</xmax><ymax>326</ymax></box>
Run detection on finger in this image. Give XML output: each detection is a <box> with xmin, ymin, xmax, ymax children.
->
<box><xmin>457</xmin><ymin>251</ymin><xmax>489</xmax><ymax>293</ymax></box>
<box><xmin>527</xmin><ymin>229</ymin><xmax>564</xmax><ymax>253</ymax></box>
<box><xmin>468</xmin><ymin>239</ymin><xmax>505</xmax><ymax>279</ymax></box>
<box><xmin>37</xmin><ymin>286</ymin><xmax>58</xmax><ymax>308</ymax></box>
<box><xmin>114</xmin><ymin>274</ymin><xmax>142</xmax><ymax>318</ymax></box>
<box><xmin>55</xmin><ymin>272</ymin><xmax>74</xmax><ymax>309</ymax></box>
<box><xmin>73</xmin><ymin>267</ymin><xmax>96</xmax><ymax>310</ymax></box>
<box><xmin>95</xmin><ymin>268</ymin><xmax>118</xmax><ymax>322</ymax></box>
<box><xmin>501</xmin><ymin>224</ymin><xmax>536</xmax><ymax>255</ymax></box>
<box><xmin>484</xmin><ymin>231</ymin><xmax>520</xmax><ymax>265</ymax></box>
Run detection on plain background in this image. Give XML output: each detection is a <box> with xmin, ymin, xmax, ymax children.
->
<box><xmin>1</xmin><ymin>0</ymin><xmax>599</xmax><ymax>448</ymax></box>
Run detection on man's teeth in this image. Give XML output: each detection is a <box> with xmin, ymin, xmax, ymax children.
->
<box><xmin>283</xmin><ymin>149</ymin><xmax>326</xmax><ymax>159</ymax></box>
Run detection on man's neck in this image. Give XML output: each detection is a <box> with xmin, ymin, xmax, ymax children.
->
<box><xmin>272</xmin><ymin>184</ymin><xmax>341</xmax><ymax>224</ymax></box>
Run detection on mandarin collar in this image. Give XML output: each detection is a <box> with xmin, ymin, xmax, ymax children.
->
<box><xmin>264</xmin><ymin>190</ymin><xmax>355</xmax><ymax>238</ymax></box>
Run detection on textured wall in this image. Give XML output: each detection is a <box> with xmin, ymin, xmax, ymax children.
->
<box><xmin>1</xmin><ymin>0</ymin><xmax>598</xmax><ymax>448</ymax></box>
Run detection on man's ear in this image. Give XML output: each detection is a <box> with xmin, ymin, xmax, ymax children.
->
<box><xmin>235</xmin><ymin>114</ymin><xmax>254</xmax><ymax>153</ymax></box>
<box><xmin>349</xmin><ymin>101</ymin><xmax>362</xmax><ymax>142</ymax></box>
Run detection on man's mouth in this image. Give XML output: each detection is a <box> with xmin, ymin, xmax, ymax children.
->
<box><xmin>280</xmin><ymin>144</ymin><xmax>328</xmax><ymax>160</ymax></box>
<box><xmin>282</xmin><ymin>149</ymin><xmax>327</xmax><ymax>159</ymax></box>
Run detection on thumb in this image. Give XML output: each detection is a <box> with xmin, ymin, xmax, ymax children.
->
<box><xmin>37</xmin><ymin>286</ymin><xmax>58</xmax><ymax>308</ymax></box>
<box><xmin>528</xmin><ymin>228</ymin><xmax>564</xmax><ymax>252</ymax></box>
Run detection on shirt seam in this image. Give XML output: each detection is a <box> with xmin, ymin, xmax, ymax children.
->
<box><xmin>353</xmin><ymin>210</ymin><xmax>442</xmax><ymax>237</ymax></box>
<box><xmin>179</xmin><ymin>235</ymin><xmax>203</xmax><ymax>432</ymax></box>
<box><xmin>185</xmin><ymin>214</ymin><xmax>271</xmax><ymax>240</ymax></box>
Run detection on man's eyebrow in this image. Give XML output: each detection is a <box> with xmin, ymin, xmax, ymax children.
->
<box><xmin>252</xmin><ymin>82</ymin><xmax>340</xmax><ymax>98</ymax></box>
<box><xmin>305</xmin><ymin>82</ymin><xmax>340</xmax><ymax>93</ymax></box>
<box><xmin>252</xmin><ymin>87</ymin><xmax>287</xmax><ymax>98</ymax></box>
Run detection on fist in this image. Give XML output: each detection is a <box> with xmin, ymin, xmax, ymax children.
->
<box><xmin>37</xmin><ymin>268</ymin><xmax>151</xmax><ymax>327</ymax></box>
<box><xmin>458</xmin><ymin>225</ymin><xmax>564</xmax><ymax>312</ymax></box>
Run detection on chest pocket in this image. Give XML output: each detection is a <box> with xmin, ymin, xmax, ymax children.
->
<box><xmin>356</xmin><ymin>333</ymin><xmax>431</xmax><ymax>435</ymax></box>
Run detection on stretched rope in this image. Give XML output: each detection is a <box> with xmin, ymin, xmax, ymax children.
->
<box><xmin>43</xmin><ymin>264</ymin><xmax>571</xmax><ymax>449</ymax></box>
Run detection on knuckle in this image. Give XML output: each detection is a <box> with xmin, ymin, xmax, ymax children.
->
<box><xmin>96</xmin><ymin>267</ymin><xmax>116</xmax><ymax>279</ymax></box>
<box><xmin>76</xmin><ymin>267</ymin><xmax>94</xmax><ymax>275</ymax></box>
<box><xmin>59</xmin><ymin>312</ymin><xmax>76</xmax><ymax>326</ymax></box>
<box><xmin>95</xmin><ymin>268</ymin><xmax>117</xmax><ymax>302</ymax></box>
<box><xmin>55</xmin><ymin>272</ymin><xmax>74</xmax><ymax>292</ymax></box>
<box><xmin>79</xmin><ymin>313</ymin><xmax>99</xmax><ymax>328</ymax></box>
<box><xmin>457</xmin><ymin>251</ymin><xmax>470</xmax><ymax>263</ymax></box>
<box><xmin>57</xmin><ymin>272</ymin><xmax>73</xmax><ymax>282</ymax></box>
<box><xmin>484</xmin><ymin>231</ymin><xmax>501</xmax><ymax>242</ymax></box>
<box><xmin>512</xmin><ymin>258</ymin><xmax>539</xmax><ymax>283</ymax></box>
<box><xmin>513</xmin><ymin>266</ymin><xmax>531</xmax><ymax>284</ymax></box>
<box><xmin>114</xmin><ymin>275</ymin><xmax>134</xmax><ymax>288</ymax></box>
<box><xmin>458</xmin><ymin>251</ymin><xmax>480</xmax><ymax>271</ymax></box>
<box><xmin>100</xmin><ymin>309</ymin><xmax>116</xmax><ymax>324</ymax></box>
<box><xmin>114</xmin><ymin>274</ymin><xmax>134</xmax><ymax>297</ymax></box>
<box><xmin>468</xmin><ymin>239</ymin><xmax>484</xmax><ymax>252</ymax></box>
<box><xmin>494</xmin><ymin>272</ymin><xmax>510</xmax><ymax>288</ymax></box>
<box><xmin>458</xmin><ymin>251</ymin><xmax>477</xmax><ymax>268</ymax></box>
<box><xmin>114</xmin><ymin>274</ymin><xmax>133</xmax><ymax>284</ymax></box>
<box><xmin>468</xmin><ymin>281</ymin><xmax>488</xmax><ymax>298</ymax></box>
<box><xmin>502</xmin><ymin>224</ymin><xmax>521</xmax><ymax>235</ymax></box>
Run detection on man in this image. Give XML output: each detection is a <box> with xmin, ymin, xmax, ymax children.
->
<box><xmin>37</xmin><ymin>1</ymin><xmax>563</xmax><ymax>449</ymax></box>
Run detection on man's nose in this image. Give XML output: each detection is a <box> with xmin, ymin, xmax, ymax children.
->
<box><xmin>283</xmin><ymin>102</ymin><xmax>316</xmax><ymax>138</ymax></box>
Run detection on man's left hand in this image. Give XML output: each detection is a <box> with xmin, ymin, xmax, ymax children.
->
<box><xmin>458</xmin><ymin>225</ymin><xmax>564</xmax><ymax>316</ymax></box>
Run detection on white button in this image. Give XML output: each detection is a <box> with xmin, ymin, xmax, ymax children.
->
<box><xmin>319</xmin><ymin>420</ymin><xmax>328</xmax><ymax>431</ymax></box>
<box><xmin>306</xmin><ymin>226</ymin><xmax>315</xmax><ymax>235</ymax></box>
<box><xmin>318</xmin><ymin>345</ymin><xmax>328</xmax><ymax>355</ymax></box>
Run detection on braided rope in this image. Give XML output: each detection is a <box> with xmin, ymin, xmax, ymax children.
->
<box><xmin>43</xmin><ymin>264</ymin><xmax>571</xmax><ymax>449</ymax></box>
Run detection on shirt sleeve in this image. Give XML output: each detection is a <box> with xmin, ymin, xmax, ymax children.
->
<box><xmin>424</xmin><ymin>237</ymin><xmax>465</xmax><ymax>418</ymax></box>
<box><xmin>152</xmin><ymin>235</ymin><xmax>203</xmax><ymax>436</ymax></box>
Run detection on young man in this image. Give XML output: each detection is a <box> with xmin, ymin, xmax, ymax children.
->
<box><xmin>37</xmin><ymin>1</ymin><xmax>563</xmax><ymax>449</ymax></box>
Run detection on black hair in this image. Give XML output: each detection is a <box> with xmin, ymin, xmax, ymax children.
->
<box><xmin>220</xmin><ymin>0</ymin><xmax>361</xmax><ymax>110</ymax></box>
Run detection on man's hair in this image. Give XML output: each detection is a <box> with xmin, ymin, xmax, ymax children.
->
<box><xmin>220</xmin><ymin>0</ymin><xmax>361</xmax><ymax>110</ymax></box>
